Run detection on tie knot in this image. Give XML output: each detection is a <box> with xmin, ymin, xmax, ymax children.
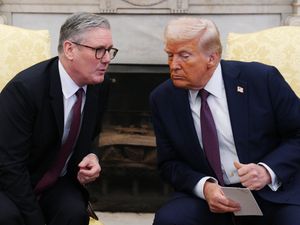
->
<box><xmin>76</xmin><ymin>88</ymin><xmax>84</xmax><ymax>98</ymax></box>
<box><xmin>199</xmin><ymin>89</ymin><xmax>209</xmax><ymax>101</ymax></box>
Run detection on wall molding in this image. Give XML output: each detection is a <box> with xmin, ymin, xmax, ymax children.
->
<box><xmin>1</xmin><ymin>0</ymin><xmax>298</xmax><ymax>63</ymax></box>
<box><xmin>0</xmin><ymin>14</ymin><xmax>6</xmax><ymax>24</ymax></box>
<box><xmin>0</xmin><ymin>0</ymin><xmax>294</xmax><ymax>16</ymax></box>
<box><xmin>0</xmin><ymin>0</ymin><xmax>8</xmax><ymax>25</ymax></box>
<box><xmin>285</xmin><ymin>0</ymin><xmax>300</xmax><ymax>25</ymax></box>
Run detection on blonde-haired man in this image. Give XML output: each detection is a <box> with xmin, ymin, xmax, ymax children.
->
<box><xmin>150</xmin><ymin>17</ymin><xmax>300</xmax><ymax>225</ymax></box>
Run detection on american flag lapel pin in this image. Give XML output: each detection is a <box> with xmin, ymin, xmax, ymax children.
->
<box><xmin>237</xmin><ymin>86</ymin><xmax>244</xmax><ymax>93</ymax></box>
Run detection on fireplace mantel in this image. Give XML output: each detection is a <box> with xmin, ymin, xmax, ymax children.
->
<box><xmin>0</xmin><ymin>0</ymin><xmax>295</xmax><ymax>15</ymax></box>
<box><xmin>0</xmin><ymin>0</ymin><xmax>298</xmax><ymax>64</ymax></box>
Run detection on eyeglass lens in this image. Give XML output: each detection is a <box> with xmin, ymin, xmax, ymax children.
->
<box><xmin>96</xmin><ymin>48</ymin><xmax>118</xmax><ymax>60</ymax></box>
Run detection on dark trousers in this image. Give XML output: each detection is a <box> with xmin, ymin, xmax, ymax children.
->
<box><xmin>0</xmin><ymin>176</ymin><xmax>89</xmax><ymax>225</ymax></box>
<box><xmin>153</xmin><ymin>191</ymin><xmax>300</xmax><ymax>225</ymax></box>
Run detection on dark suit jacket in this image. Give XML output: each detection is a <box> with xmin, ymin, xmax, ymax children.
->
<box><xmin>0</xmin><ymin>57</ymin><xmax>109</xmax><ymax>224</ymax></box>
<box><xmin>150</xmin><ymin>60</ymin><xmax>300</xmax><ymax>206</ymax></box>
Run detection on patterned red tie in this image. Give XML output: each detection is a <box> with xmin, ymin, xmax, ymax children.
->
<box><xmin>35</xmin><ymin>88</ymin><xmax>84</xmax><ymax>194</ymax></box>
<box><xmin>199</xmin><ymin>89</ymin><xmax>224</xmax><ymax>186</ymax></box>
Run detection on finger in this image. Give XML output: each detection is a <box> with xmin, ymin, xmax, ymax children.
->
<box><xmin>233</xmin><ymin>161</ymin><xmax>243</xmax><ymax>169</ymax></box>
<box><xmin>81</xmin><ymin>166</ymin><xmax>100</xmax><ymax>177</ymax></box>
<box><xmin>78</xmin><ymin>159</ymin><xmax>88</xmax><ymax>168</ymax></box>
<box><xmin>239</xmin><ymin>166</ymin><xmax>261</xmax><ymax>183</ymax></box>
<box><xmin>79</xmin><ymin>167</ymin><xmax>97</xmax><ymax>177</ymax></box>
<box><xmin>238</xmin><ymin>171</ymin><xmax>253</xmax><ymax>183</ymax></box>
<box><xmin>226</xmin><ymin>198</ymin><xmax>241</xmax><ymax>209</ymax></box>
<box><xmin>210</xmin><ymin>200</ymin><xmax>241</xmax><ymax>213</ymax></box>
<box><xmin>219</xmin><ymin>195</ymin><xmax>241</xmax><ymax>209</ymax></box>
<box><xmin>234</xmin><ymin>162</ymin><xmax>251</xmax><ymax>177</ymax></box>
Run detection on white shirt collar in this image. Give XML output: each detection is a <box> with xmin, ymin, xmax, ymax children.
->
<box><xmin>189</xmin><ymin>63</ymin><xmax>223</xmax><ymax>103</ymax></box>
<box><xmin>58</xmin><ymin>60</ymin><xmax>87</xmax><ymax>99</ymax></box>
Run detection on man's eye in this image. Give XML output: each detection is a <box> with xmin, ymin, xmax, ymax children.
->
<box><xmin>180</xmin><ymin>54</ymin><xmax>190</xmax><ymax>59</ymax></box>
<box><xmin>96</xmin><ymin>47</ymin><xmax>106</xmax><ymax>53</ymax></box>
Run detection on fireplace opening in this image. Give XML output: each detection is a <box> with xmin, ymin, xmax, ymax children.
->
<box><xmin>87</xmin><ymin>64</ymin><xmax>172</xmax><ymax>212</ymax></box>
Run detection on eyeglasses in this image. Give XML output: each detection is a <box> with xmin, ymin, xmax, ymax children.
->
<box><xmin>71</xmin><ymin>41</ymin><xmax>118</xmax><ymax>60</ymax></box>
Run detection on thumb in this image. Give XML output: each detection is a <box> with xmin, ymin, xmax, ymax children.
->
<box><xmin>78</xmin><ymin>158</ymin><xmax>88</xmax><ymax>168</ymax></box>
<box><xmin>234</xmin><ymin>161</ymin><xmax>244</xmax><ymax>170</ymax></box>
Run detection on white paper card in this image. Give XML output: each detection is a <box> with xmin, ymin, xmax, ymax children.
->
<box><xmin>221</xmin><ymin>187</ymin><xmax>263</xmax><ymax>216</ymax></box>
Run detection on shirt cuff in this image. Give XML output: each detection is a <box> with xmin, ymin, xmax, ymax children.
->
<box><xmin>193</xmin><ymin>176</ymin><xmax>218</xmax><ymax>199</ymax></box>
<box><xmin>258</xmin><ymin>162</ymin><xmax>281</xmax><ymax>191</ymax></box>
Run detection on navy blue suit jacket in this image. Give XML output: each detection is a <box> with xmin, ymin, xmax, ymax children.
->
<box><xmin>150</xmin><ymin>60</ymin><xmax>300</xmax><ymax>205</ymax></box>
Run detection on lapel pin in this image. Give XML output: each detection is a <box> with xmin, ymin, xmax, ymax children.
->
<box><xmin>237</xmin><ymin>86</ymin><xmax>244</xmax><ymax>93</ymax></box>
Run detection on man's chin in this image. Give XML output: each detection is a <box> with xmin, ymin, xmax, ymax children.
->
<box><xmin>91</xmin><ymin>75</ymin><xmax>105</xmax><ymax>84</ymax></box>
<box><xmin>172</xmin><ymin>80</ymin><xmax>187</xmax><ymax>89</ymax></box>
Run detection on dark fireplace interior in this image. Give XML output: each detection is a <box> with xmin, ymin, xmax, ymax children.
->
<box><xmin>87</xmin><ymin>63</ymin><xmax>172</xmax><ymax>212</ymax></box>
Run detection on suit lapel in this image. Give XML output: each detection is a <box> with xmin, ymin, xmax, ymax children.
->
<box><xmin>172</xmin><ymin>87</ymin><xmax>208</xmax><ymax>162</ymax></box>
<box><xmin>49</xmin><ymin>58</ymin><xmax>64</xmax><ymax>140</ymax></box>
<box><xmin>48</xmin><ymin>58</ymin><xmax>99</xmax><ymax>145</ymax></box>
<box><xmin>221</xmin><ymin>60</ymin><xmax>249</xmax><ymax>162</ymax></box>
<box><xmin>78</xmin><ymin>85</ymin><xmax>98</xmax><ymax>142</ymax></box>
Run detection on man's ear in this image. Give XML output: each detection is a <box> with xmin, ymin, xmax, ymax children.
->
<box><xmin>63</xmin><ymin>40</ymin><xmax>75</xmax><ymax>60</ymax></box>
<box><xmin>207</xmin><ymin>52</ymin><xmax>220</xmax><ymax>68</ymax></box>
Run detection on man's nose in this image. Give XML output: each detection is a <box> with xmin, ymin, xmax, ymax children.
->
<box><xmin>169</xmin><ymin>56</ymin><xmax>181</xmax><ymax>70</ymax></box>
<box><xmin>100</xmin><ymin>51</ymin><xmax>111</xmax><ymax>63</ymax></box>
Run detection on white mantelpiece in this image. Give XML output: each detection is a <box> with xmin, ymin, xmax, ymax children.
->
<box><xmin>285</xmin><ymin>0</ymin><xmax>300</xmax><ymax>25</ymax></box>
<box><xmin>0</xmin><ymin>0</ymin><xmax>294</xmax><ymax>15</ymax></box>
<box><xmin>0</xmin><ymin>0</ymin><xmax>297</xmax><ymax>64</ymax></box>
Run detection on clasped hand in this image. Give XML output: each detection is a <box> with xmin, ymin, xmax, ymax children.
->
<box><xmin>77</xmin><ymin>153</ymin><xmax>101</xmax><ymax>184</ymax></box>
<box><xmin>234</xmin><ymin>161</ymin><xmax>271</xmax><ymax>191</ymax></box>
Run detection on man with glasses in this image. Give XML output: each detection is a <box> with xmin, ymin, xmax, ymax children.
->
<box><xmin>0</xmin><ymin>12</ymin><xmax>118</xmax><ymax>225</ymax></box>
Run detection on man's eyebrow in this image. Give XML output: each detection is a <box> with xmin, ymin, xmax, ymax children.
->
<box><xmin>95</xmin><ymin>44</ymin><xmax>113</xmax><ymax>49</ymax></box>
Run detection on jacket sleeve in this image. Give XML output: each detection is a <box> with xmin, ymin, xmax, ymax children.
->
<box><xmin>0</xmin><ymin>81</ymin><xmax>45</xmax><ymax>225</ymax></box>
<box><xmin>261</xmin><ymin>66</ymin><xmax>300</xmax><ymax>184</ymax></box>
<box><xmin>149</xmin><ymin>88</ymin><xmax>206</xmax><ymax>195</ymax></box>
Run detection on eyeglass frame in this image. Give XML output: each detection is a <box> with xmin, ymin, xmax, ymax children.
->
<box><xmin>70</xmin><ymin>41</ymin><xmax>118</xmax><ymax>60</ymax></box>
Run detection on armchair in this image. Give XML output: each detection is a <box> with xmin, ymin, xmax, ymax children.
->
<box><xmin>0</xmin><ymin>24</ymin><xmax>104</xmax><ymax>225</ymax></box>
<box><xmin>225</xmin><ymin>26</ymin><xmax>300</xmax><ymax>97</ymax></box>
<box><xmin>0</xmin><ymin>24</ymin><xmax>51</xmax><ymax>91</ymax></box>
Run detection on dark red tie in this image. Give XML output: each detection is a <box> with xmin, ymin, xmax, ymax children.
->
<box><xmin>35</xmin><ymin>88</ymin><xmax>84</xmax><ymax>194</ymax></box>
<box><xmin>199</xmin><ymin>89</ymin><xmax>224</xmax><ymax>186</ymax></box>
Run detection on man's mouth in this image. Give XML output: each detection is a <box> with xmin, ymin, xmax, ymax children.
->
<box><xmin>171</xmin><ymin>74</ymin><xmax>184</xmax><ymax>80</ymax></box>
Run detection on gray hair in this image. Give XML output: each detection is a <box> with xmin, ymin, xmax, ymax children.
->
<box><xmin>58</xmin><ymin>12</ymin><xmax>110</xmax><ymax>53</ymax></box>
<box><xmin>164</xmin><ymin>17</ymin><xmax>222</xmax><ymax>55</ymax></box>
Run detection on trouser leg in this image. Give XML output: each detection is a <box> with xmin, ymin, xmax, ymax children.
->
<box><xmin>39</xmin><ymin>176</ymin><xmax>89</xmax><ymax>225</ymax></box>
<box><xmin>0</xmin><ymin>191</ymin><xmax>25</xmax><ymax>225</ymax></box>
<box><xmin>153</xmin><ymin>192</ymin><xmax>233</xmax><ymax>225</ymax></box>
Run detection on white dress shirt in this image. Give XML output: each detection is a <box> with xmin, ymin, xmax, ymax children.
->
<box><xmin>58</xmin><ymin>60</ymin><xmax>87</xmax><ymax>175</ymax></box>
<box><xmin>190</xmin><ymin>63</ymin><xmax>280</xmax><ymax>199</ymax></box>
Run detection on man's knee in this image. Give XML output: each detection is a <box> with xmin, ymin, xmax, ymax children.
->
<box><xmin>153</xmin><ymin>208</ymin><xmax>178</xmax><ymax>225</ymax></box>
<box><xmin>45</xmin><ymin>204</ymin><xmax>89</xmax><ymax>225</ymax></box>
<box><xmin>67</xmin><ymin>207</ymin><xmax>89</xmax><ymax>225</ymax></box>
<box><xmin>0</xmin><ymin>193</ymin><xmax>24</xmax><ymax>225</ymax></box>
<box><xmin>0</xmin><ymin>209</ymin><xmax>24</xmax><ymax>225</ymax></box>
<box><xmin>56</xmin><ymin>202</ymin><xmax>89</xmax><ymax>225</ymax></box>
<box><xmin>153</xmin><ymin>203</ymin><xmax>192</xmax><ymax>225</ymax></box>
<box><xmin>273</xmin><ymin>204</ymin><xmax>300</xmax><ymax>225</ymax></box>
<box><xmin>64</xmin><ymin>203</ymin><xmax>89</xmax><ymax>220</ymax></box>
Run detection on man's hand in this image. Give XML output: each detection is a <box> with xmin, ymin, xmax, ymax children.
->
<box><xmin>234</xmin><ymin>161</ymin><xmax>271</xmax><ymax>190</ymax></box>
<box><xmin>204</xmin><ymin>181</ymin><xmax>240</xmax><ymax>213</ymax></box>
<box><xmin>77</xmin><ymin>153</ymin><xmax>101</xmax><ymax>185</ymax></box>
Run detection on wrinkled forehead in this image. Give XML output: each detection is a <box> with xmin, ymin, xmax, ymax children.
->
<box><xmin>164</xmin><ymin>37</ymin><xmax>201</xmax><ymax>53</ymax></box>
<box><xmin>76</xmin><ymin>28</ymin><xmax>113</xmax><ymax>47</ymax></box>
